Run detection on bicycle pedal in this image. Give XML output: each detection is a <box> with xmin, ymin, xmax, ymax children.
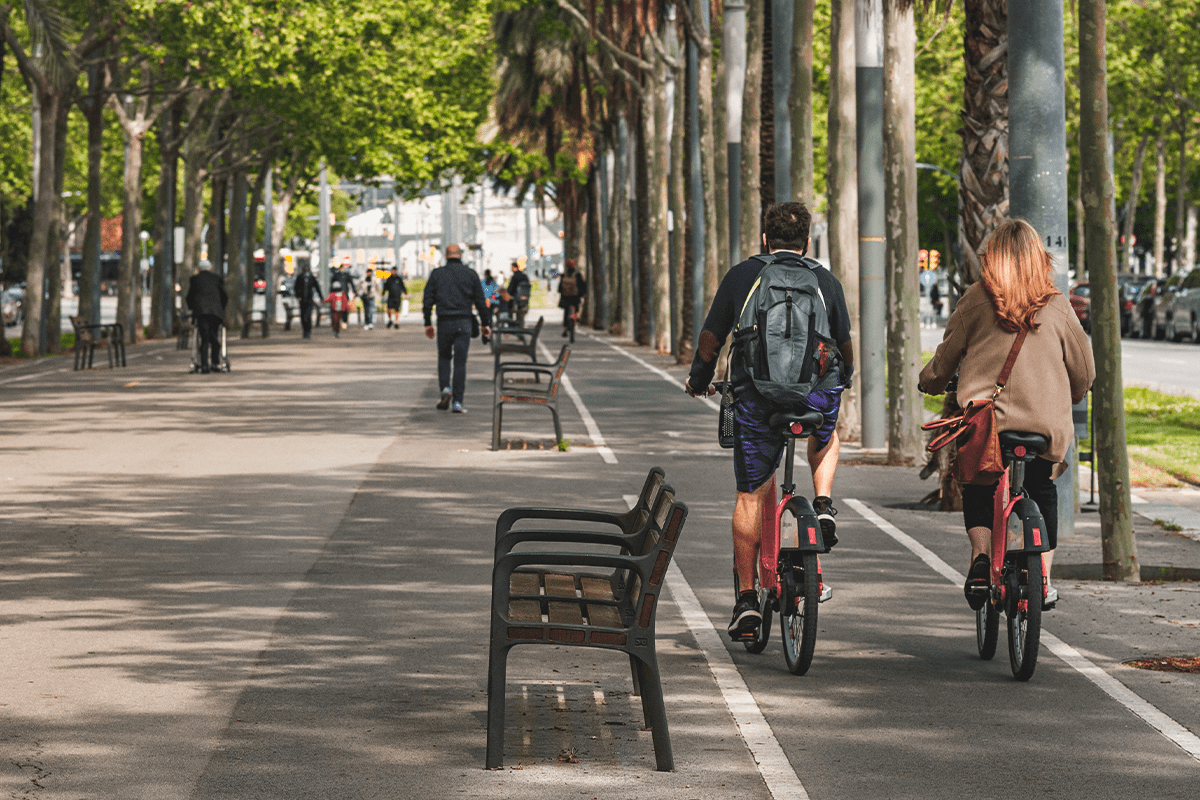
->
<box><xmin>819</xmin><ymin>585</ymin><xmax>833</xmax><ymax>603</ymax></box>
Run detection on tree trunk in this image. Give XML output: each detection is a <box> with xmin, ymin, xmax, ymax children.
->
<box><xmin>635</xmin><ymin>103</ymin><xmax>652</xmax><ymax>346</ymax></box>
<box><xmin>117</xmin><ymin>125</ymin><xmax>146</xmax><ymax>345</ymax></box>
<box><xmin>828</xmin><ymin>0</ymin><xmax>860</xmax><ymax>442</ymax></box>
<box><xmin>1173</xmin><ymin>125</ymin><xmax>1188</xmax><ymax>273</ymax></box>
<box><xmin>1079</xmin><ymin>0</ymin><xmax>1138</xmax><ymax>582</ymax></box>
<box><xmin>20</xmin><ymin>88</ymin><xmax>58</xmax><ymax>357</ymax></box>
<box><xmin>587</xmin><ymin>158</ymin><xmax>604</xmax><ymax>330</ymax></box>
<box><xmin>740</xmin><ymin>0</ymin><xmax>763</xmax><ymax>262</ymax></box>
<box><xmin>650</xmin><ymin>47</ymin><xmax>672</xmax><ymax>355</ymax></box>
<box><xmin>696</xmin><ymin>2</ymin><xmax>719</xmax><ymax>308</ymax></box>
<box><xmin>1122</xmin><ymin>133</ymin><xmax>1149</xmax><ymax>273</ymax></box>
<box><xmin>791</xmin><ymin>0</ymin><xmax>815</xmax><ymax>207</ymax></box>
<box><xmin>671</xmin><ymin>60</ymin><xmax>690</xmax><ymax>361</ymax></box>
<box><xmin>46</xmin><ymin>90</ymin><xmax>71</xmax><ymax>354</ymax></box>
<box><xmin>883</xmin><ymin>1</ymin><xmax>921</xmax><ymax>465</ymax></box>
<box><xmin>712</xmin><ymin>6</ymin><xmax>729</xmax><ymax>279</ymax></box>
<box><xmin>80</xmin><ymin>66</ymin><xmax>104</xmax><ymax>327</ymax></box>
<box><xmin>959</xmin><ymin>0</ymin><xmax>1010</xmax><ymax>285</ymax></box>
<box><xmin>150</xmin><ymin>108</ymin><xmax>180</xmax><ymax>339</ymax></box>
<box><xmin>226</xmin><ymin>171</ymin><xmax>248</xmax><ymax>332</ymax></box>
<box><xmin>759</xmin><ymin>7</ymin><xmax>774</xmax><ymax>215</ymax></box>
<box><xmin>1153</xmin><ymin>134</ymin><xmax>1166</xmax><ymax>277</ymax></box>
<box><xmin>1186</xmin><ymin>204</ymin><xmax>1197</xmax><ymax>275</ymax></box>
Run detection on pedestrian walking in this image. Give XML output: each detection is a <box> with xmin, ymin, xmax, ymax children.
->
<box><xmin>360</xmin><ymin>265</ymin><xmax>379</xmax><ymax>329</ymax></box>
<box><xmin>503</xmin><ymin>260</ymin><xmax>531</xmax><ymax>327</ymax></box>
<box><xmin>557</xmin><ymin>258</ymin><xmax>587</xmax><ymax>336</ymax></box>
<box><xmin>293</xmin><ymin>266</ymin><xmax>323</xmax><ymax>339</ymax></box>
<box><xmin>327</xmin><ymin>260</ymin><xmax>355</xmax><ymax>337</ymax></box>
<box><xmin>482</xmin><ymin>269</ymin><xmax>501</xmax><ymax>316</ymax></box>
<box><xmin>185</xmin><ymin>259</ymin><xmax>228</xmax><ymax>374</ymax></box>
<box><xmin>423</xmin><ymin>243</ymin><xmax>491</xmax><ymax>413</ymax></box>
<box><xmin>930</xmin><ymin>281</ymin><xmax>943</xmax><ymax>320</ymax></box>
<box><xmin>382</xmin><ymin>266</ymin><xmax>407</xmax><ymax>328</ymax></box>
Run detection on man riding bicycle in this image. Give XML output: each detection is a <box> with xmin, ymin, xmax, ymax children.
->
<box><xmin>685</xmin><ymin>202</ymin><xmax>854</xmax><ymax>639</ymax></box>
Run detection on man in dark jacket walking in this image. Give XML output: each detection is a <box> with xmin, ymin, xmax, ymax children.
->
<box><xmin>186</xmin><ymin>259</ymin><xmax>228</xmax><ymax>374</ymax></box>
<box><xmin>423</xmin><ymin>244</ymin><xmax>491</xmax><ymax>413</ymax></box>
<box><xmin>293</xmin><ymin>266</ymin><xmax>323</xmax><ymax>338</ymax></box>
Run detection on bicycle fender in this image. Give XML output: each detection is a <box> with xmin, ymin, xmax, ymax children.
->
<box><xmin>778</xmin><ymin>496</ymin><xmax>825</xmax><ymax>553</ymax></box>
<box><xmin>1008</xmin><ymin>497</ymin><xmax>1051</xmax><ymax>553</ymax></box>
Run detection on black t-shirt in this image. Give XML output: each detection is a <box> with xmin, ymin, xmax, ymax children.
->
<box><xmin>687</xmin><ymin>252</ymin><xmax>853</xmax><ymax>391</ymax></box>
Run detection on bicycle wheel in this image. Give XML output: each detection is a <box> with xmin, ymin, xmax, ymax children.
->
<box><xmin>779</xmin><ymin>553</ymin><xmax>819</xmax><ymax>675</ymax></box>
<box><xmin>1007</xmin><ymin>554</ymin><xmax>1043</xmax><ymax>681</ymax></box>
<box><xmin>976</xmin><ymin>601</ymin><xmax>999</xmax><ymax>660</ymax></box>
<box><xmin>742</xmin><ymin>581</ymin><xmax>773</xmax><ymax>654</ymax></box>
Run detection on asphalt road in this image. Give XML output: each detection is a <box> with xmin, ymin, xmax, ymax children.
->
<box><xmin>1</xmin><ymin>314</ymin><xmax>1198</xmax><ymax>799</ymax></box>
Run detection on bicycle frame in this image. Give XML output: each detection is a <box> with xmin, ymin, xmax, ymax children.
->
<box><xmin>988</xmin><ymin>454</ymin><xmax>1049</xmax><ymax>608</ymax></box>
<box><xmin>758</xmin><ymin>426</ymin><xmax>824</xmax><ymax>596</ymax></box>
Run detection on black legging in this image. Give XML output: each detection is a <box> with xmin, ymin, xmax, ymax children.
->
<box><xmin>962</xmin><ymin>456</ymin><xmax>1058</xmax><ymax>550</ymax></box>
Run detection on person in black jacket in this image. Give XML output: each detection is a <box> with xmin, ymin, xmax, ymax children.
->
<box><xmin>557</xmin><ymin>258</ymin><xmax>587</xmax><ymax>336</ymax></box>
<box><xmin>293</xmin><ymin>266</ymin><xmax>323</xmax><ymax>338</ymax></box>
<box><xmin>423</xmin><ymin>244</ymin><xmax>491</xmax><ymax>413</ymax></box>
<box><xmin>186</xmin><ymin>259</ymin><xmax>228</xmax><ymax>374</ymax></box>
<box><xmin>382</xmin><ymin>266</ymin><xmax>407</xmax><ymax>328</ymax></box>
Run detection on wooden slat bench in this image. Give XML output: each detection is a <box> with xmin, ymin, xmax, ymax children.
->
<box><xmin>70</xmin><ymin>316</ymin><xmax>125</xmax><ymax>370</ymax></box>
<box><xmin>491</xmin><ymin>315</ymin><xmax>544</xmax><ymax>376</ymax></box>
<box><xmin>491</xmin><ymin>344</ymin><xmax>570</xmax><ymax>450</ymax></box>
<box><xmin>487</xmin><ymin>487</ymin><xmax>687</xmax><ymax>772</ymax></box>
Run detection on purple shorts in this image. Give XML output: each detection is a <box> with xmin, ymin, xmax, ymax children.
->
<box><xmin>733</xmin><ymin>390</ymin><xmax>843</xmax><ymax>493</ymax></box>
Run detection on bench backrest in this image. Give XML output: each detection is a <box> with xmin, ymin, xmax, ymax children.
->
<box><xmin>618</xmin><ymin>486</ymin><xmax>677</xmax><ymax>605</ymax></box>
<box><xmin>622</xmin><ymin>468</ymin><xmax>666</xmax><ymax>534</ymax></box>
<box><xmin>627</xmin><ymin>496</ymin><xmax>687</xmax><ymax>632</ymax></box>
<box><xmin>546</xmin><ymin>345</ymin><xmax>570</xmax><ymax>397</ymax></box>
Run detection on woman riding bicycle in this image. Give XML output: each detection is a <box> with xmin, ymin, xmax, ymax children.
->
<box><xmin>918</xmin><ymin>218</ymin><xmax>1094</xmax><ymax>612</ymax></box>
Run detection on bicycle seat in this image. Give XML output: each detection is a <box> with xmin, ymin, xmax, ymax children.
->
<box><xmin>768</xmin><ymin>410</ymin><xmax>825</xmax><ymax>436</ymax></box>
<box><xmin>999</xmin><ymin>431</ymin><xmax>1049</xmax><ymax>461</ymax></box>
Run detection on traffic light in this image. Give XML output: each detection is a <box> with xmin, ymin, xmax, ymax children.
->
<box><xmin>919</xmin><ymin>249</ymin><xmax>929</xmax><ymax>270</ymax></box>
<box><xmin>929</xmin><ymin>250</ymin><xmax>941</xmax><ymax>271</ymax></box>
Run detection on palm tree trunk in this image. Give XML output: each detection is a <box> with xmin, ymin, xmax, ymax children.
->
<box><xmin>959</xmin><ymin>0</ymin><xmax>1009</xmax><ymax>284</ymax></box>
<box><xmin>828</xmin><ymin>0</ymin><xmax>859</xmax><ymax>442</ymax></box>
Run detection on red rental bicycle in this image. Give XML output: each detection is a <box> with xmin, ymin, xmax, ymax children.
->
<box><xmin>731</xmin><ymin>404</ymin><xmax>835</xmax><ymax>675</ymax></box>
<box><xmin>972</xmin><ymin>431</ymin><xmax>1053</xmax><ymax>681</ymax></box>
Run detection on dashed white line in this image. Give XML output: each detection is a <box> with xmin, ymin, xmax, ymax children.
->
<box><xmin>844</xmin><ymin>497</ymin><xmax>1200</xmax><ymax>763</ymax></box>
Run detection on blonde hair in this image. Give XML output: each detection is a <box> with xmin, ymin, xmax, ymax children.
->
<box><xmin>980</xmin><ymin>218</ymin><xmax>1060</xmax><ymax>332</ymax></box>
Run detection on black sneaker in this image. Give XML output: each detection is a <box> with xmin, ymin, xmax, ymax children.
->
<box><xmin>727</xmin><ymin>592</ymin><xmax>762</xmax><ymax>638</ymax></box>
<box><xmin>436</xmin><ymin>388</ymin><xmax>452</xmax><ymax>410</ymax></box>
<box><xmin>812</xmin><ymin>496</ymin><xmax>838</xmax><ymax>550</ymax></box>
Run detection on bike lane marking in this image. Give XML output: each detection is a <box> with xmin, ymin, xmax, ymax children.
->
<box><xmin>585</xmin><ymin>331</ymin><xmax>722</xmax><ymax>411</ymax></box>
<box><xmin>537</xmin><ymin>341</ymin><xmax>618</xmax><ymax>464</ymax></box>
<box><xmin>621</xmin><ymin>495</ymin><xmax>812</xmax><ymax>800</ymax></box>
<box><xmin>844</xmin><ymin>497</ymin><xmax>1200</xmax><ymax>763</ymax></box>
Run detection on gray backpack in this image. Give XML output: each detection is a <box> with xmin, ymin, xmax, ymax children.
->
<box><xmin>730</xmin><ymin>253</ymin><xmax>840</xmax><ymax>408</ymax></box>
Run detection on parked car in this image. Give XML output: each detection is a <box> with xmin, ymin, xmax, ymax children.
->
<box><xmin>1127</xmin><ymin>278</ymin><xmax>1162</xmax><ymax>339</ymax></box>
<box><xmin>1</xmin><ymin>286</ymin><xmax>24</xmax><ymax>327</ymax></box>
<box><xmin>1069</xmin><ymin>281</ymin><xmax>1091</xmax><ymax>332</ymax></box>
<box><xmin>1157</xmin><ymin>268</ymin><xmax>1200</xmax><ymax>342</ymax></box>
<box><xmin>1150</xmin><ymin>272</ymin><xmax>1185</xmax><ymax>340</ymax></box>
<box><xmin>1118</xmin><ymin>275</ymin><xmax>1154</xmax><ymax>336</ymax></box>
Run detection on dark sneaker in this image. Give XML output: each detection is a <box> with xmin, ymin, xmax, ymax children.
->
<box><xmin>812</xmin><ymin>496</ymin><xmax>838</xmax><ymax>550</ymax></box>
<box><xmin>965</xmin><ymin>554</ymin><xmax>990</xmax><ymax>611</ymax></box>
<box><xmin>437</xmin><ymin>388</ymin><xmax>452</xmax><ymax>410</ymax></box>
<box><xmin>727</xmin><ymin>592</ymin><xmax>762</xmax><ymax>638</ymax></box>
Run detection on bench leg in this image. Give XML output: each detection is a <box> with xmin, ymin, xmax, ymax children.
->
<box><xmin>629</xmin><ymin>654</ymin><xmax>642</xmax><ymax>696</ymax></box>
<box><xmin>491</xmin><ymin>402</ymin><xmax>503</xmax><ymax>451</ymax></box>
<box><xmin>74</xmin><ymin>344</ymin><xmax>83</xmax><ymax>371</ymax></box>
<box><xmin>549</xmin><ymin>405</ymin><xmax>563</xmax><ymax>447</ymax></box>
<box><xmin>633</xmin><ymin>653</ymin><xmax>674</xmax><ymax>772</ymax></box>
<box><xmin>486</xmin><ymin>640</ymin><xmax>511</xmax><ymax>769</ymax></box>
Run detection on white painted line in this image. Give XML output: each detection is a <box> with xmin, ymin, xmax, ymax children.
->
<box><xmin>584</xmin><ymin>331</ymin><xmax>721</xmax><ymax>412</ymax></box>
<box><xmin>538</xmin><ymin>341</ymin><xmax>618</xmax><ymax>464</ymax></box>
<box><xmin>843</xmin><ymin>497</ymin><xmax>1200</xmax><ymax>763</ymax></box>
<box><xmin>665</xmin><ymin>560</ymin><xmax>811</xmax><ymax>800</ymax></box>
<box><xmin>627</xmin><ymin>494</ymin><xmax>810</xmax><ymax>797</ymax></box>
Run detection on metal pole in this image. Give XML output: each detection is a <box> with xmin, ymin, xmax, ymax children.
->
<box><xmin>393</xmin><ymin>194</ymin><xmax>402</xmax><ymax>272</ymax></box>
<box><xmin>772</xmin><ymin>0</ymin><xmax>793</xmax><ymax>204</ymax></box>
<box><xmin>318</xmin><ymin>162</ymin><xmax>331</xmax><ymax>292</ymax></box>
<box><xmin>725</xmin><ymin>1</ymin><xmax>747</xmax><ymax>264</ymax></box>
<box><xmin>1009</xmin><ymin>0</ymin><xmax>1075</xmax><ymax>543</ymax></box>
<box><xmin>856</xmin><ymin>0</ymin><xmax>886</xmax><ymax>450</ymax></box>
<box><xmin>264</xmin><ymin>166</ymin><xmax>274</xmax><ymax>325</ymax></box>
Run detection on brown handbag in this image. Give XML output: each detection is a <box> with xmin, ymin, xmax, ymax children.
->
<box><xmin>921</xmin><ymin>329</ymin><xmax>1028</xmax><ymax>486</ymax></box>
